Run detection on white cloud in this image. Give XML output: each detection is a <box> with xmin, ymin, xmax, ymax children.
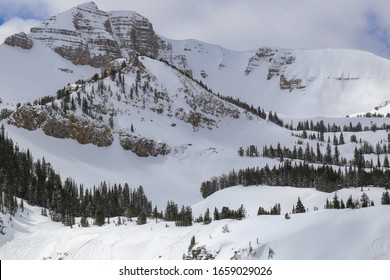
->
<box><xmin>0</xmin><ymin>17</ymin><xmax>41</xmax><ymax>43</ymax></box>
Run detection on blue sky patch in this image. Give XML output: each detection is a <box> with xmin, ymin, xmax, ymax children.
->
<box><xmin>0</xmin><ymin>2</ymin><xmax>48</xmax><ymax>25</ymax></box>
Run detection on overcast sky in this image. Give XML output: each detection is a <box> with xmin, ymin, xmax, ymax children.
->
<box><xmin>1</xmin><ymin>0</ymin><xmax>390</xmax><ymax>58</ymax></box>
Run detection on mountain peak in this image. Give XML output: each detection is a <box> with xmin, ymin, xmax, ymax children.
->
<box><xmin>4</xmin><ymin>2</ymin><xmax>158</xmax><ymax>68</ymax></box>
<box><xmin>75</xmin><ymin>1</ymin><xmax>99</xmax><ymax>10</ymax></box>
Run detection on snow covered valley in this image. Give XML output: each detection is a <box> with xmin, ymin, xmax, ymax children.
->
<box><xmin>1</xmin><ymin>186</ymin><xmax>389</xmax><ymax>260</ymax></box>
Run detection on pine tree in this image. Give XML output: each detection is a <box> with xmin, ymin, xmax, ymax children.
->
<box><xmin>360</xmin><ymin>193</ymin><xmax>370</xmax><ymax>208</ymax></box>
<box><xmin>164</xmin><ymin>201</ymin><xmax>178</xmax><ymax>221</ymax></box>
<box><xmin>325</xmin><ymin>198</ymin><xmax>331</xmax><ymax>209</ymax></box>
<box><xmin>80</xmin><ymin>214</ymin><xmax>89</xmax><ymax>227</ymax></box>
<box><xmin>333</xmin><ymin>145</ymin><xmax>340</xmax><ymax>166</ymax></box>
<box><xmin>381</xmin><ymin>191</ymin><xmax>390</xmax><ymax>205</ymax></box>
<box><xmin>188</xmin><ymin>235</ymin><xmax>196</xmax><ymax>252</ymax></box>
<box><xmin>203</xmin><ymin>208</ymin><xmax>211</xmax><ymax>224</ymax></box>
<box><xmin>339</xmin><ymin>132</ymin><xmax>345</xmax><ymax>145</ymax></box>
<box><xmin>295</xmin><ymin>197</ymin><xmax>306</xmax><ymax>213</ymax></box>
<box><xmin>340</xmin><ymin>199</ymin><xmax>345</xmax><ymax>209</ymax></box>
<box><xmin>268</xmin><ymin>247</ymin><xmax>275</xmax><ymax>259</ymax></box>
<box><xmin>82</xmin><ymin>97</ymin><xmax>88</xmax><ymax>114</ymax></box>
<box><xmin>346</xmin><ymin>195</ymin><xmax>355</xmax><ymax>209</ymax></box>
<box><xmin>236</xmin><ymin>204</ymin><xmax>246</xmax><ymax>220</ymax></box>
<box><xmin>175</xmin><ymin>206</ymin><xmax>193</xmax><ymax>227</ymax></box>
<box><xmin>333</xmin><ymin>134</ymin><xmax>338</xmax><ymax>146</ymax></box>
<box><xmin>20</xmin><ymin>199</ymin><xmax>24</xmax><ymax>212</ymax></box>
<box><xmin>324</xmin><ymin>143</ymin><xmax>333</xmax><ymax>165</ymax></box>
<box><xmin>94</xmin><ymin>205</ymin><xmax>105</xmax><ymax>226</ymax></box>
<box><xmin>213</xmin><ymin>207</ymin><xmax>220</xmax><ymax>220</ymax></box>
<box><xmin>258</xmin><ymin>206</ymin><xmax>269</xmax><ymax>215</ymax></box>
<box><xmin>384</xmin><ymin>154</ymin><xmax>389</xmax><ymax>168</ymax></box>
<box><xmin>0</xmin><ymin>217</ymin><xmax>5</xmax><ymax>235</ymax></box>
<box><xmin>333</xmin><ymin>193</ymin><xmax>340</xmax><ymax>209</ymax></box>
<box><xmin>137</xmin><ymin>210</ymin><xmax>147</xmax><ymax>225</ymax></box>
<box><xmin>270</xmin><ymin>203</ymin><xmax>281</xmax><ymax>215</ymax></box>
<box><xmin>316</xmin><ymin>143</ymin><xmax>323</xmax><ymax>163</ymax></box>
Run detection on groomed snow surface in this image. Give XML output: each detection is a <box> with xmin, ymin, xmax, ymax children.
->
<box><xmin>1</xmin><ymin>186</ymin><xmax>389</xmax><ymax>260</ymax></box>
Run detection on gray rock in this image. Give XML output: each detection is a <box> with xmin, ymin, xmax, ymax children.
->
<box><xmin>119</xmin><ymin>133</ymin><xmax>170</xmax><ymax>157</ymax></box>
<box><xmin>9</xmin><ymin>106</ymin><xmax>113</xmax><ymax>147</ymax></box>
<box><xmin>4</xmin><ymin>32</ymin><xmax>33</xmax><ymax>49</ymax></box>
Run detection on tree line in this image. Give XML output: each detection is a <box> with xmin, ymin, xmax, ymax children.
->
<box><xmin>200</xmin><ymin>161</ymin><xmax>390</xmax><ymax>198</ymax></box>
<box><xmin>0</xmin><ymin>125</ymin><xmax>193</xmax><ymax>227</ymax></box>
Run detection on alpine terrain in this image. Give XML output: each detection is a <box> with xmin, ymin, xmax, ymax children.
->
<box><xmin>1</xmin><ymin>2</ymin><xmax>390</xmax><ymax>260</ymax></box>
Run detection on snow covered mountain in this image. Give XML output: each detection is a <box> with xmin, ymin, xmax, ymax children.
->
<box><xmin>159</xmin><ymin>42</ymin><xmax>390</xmax><ymax>117</ymax></box>
<box><xmin>2</xmin><ymin>2</ymin><xmax>390</xmax><ymax>116</ymax></box>
<box><xmin>1</xmin><ymin>2</ymin><xmax>390</xmax><ymax>260</ymax></box>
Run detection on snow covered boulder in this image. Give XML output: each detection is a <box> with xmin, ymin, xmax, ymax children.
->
<box><xmin>119</xmin><ymin>132</ymin><xmax>170</xmax><ymax>157</ymax></box>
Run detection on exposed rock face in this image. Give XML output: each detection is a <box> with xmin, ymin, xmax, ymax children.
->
<box><xmin>119</xmin><ymin>132</ymin><xmax>171</xmax><ymax>157</ymax></box>
<box><xmin>158</xmin><ymin>38</ymin><xmax>193</xmax><ymax>77</ymax></box>
<box><xmin>109</xmin><ymin>11</ymin><xmax>159</xmax><ymax>58</ymax></box>
<box><xmin>279</xmin><ymin>75</ymin><xmax>305</xmax><ymax>92</ymax></box>
<box><xmin>245</xmin><ymin>47</ymin><xmax>277</xmax><ymax>75</ymax></box>
<box><xmin>175</xmin><ymin>110</ymin><xmax>216</xmax><ymax>130</ymax></box>
<box><xmin>4</xmin><ymin>32</ymin><xmax>33</xmax><ymax>49</ymax></box>
<box><xmin>245</xmin><ymin>47</ymin><xmax>305</xmax><ymax>91</ymax></box>
<box><xmin>27</xmin><ymin>2</ymin><xmax>158</xmax><ymax>68</ymax></box>
<box><xmin>9</xmin><ymin>106</ymin><xmax>113</xmax><ymax>147</ymax></box>
<box><xmin>8</xmin><ymin>106</ymin><xmax>46</xmax><ymax>130</ymax></box>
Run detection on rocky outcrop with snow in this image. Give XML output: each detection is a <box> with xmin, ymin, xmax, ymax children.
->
<box><xmin>8</xmin><ymin>106</ymin><xmax>113</xmax><ymax>147</ymax></box>
<box><xmin>4</xmin><ymin>32</ymin><xmax>33</xmax><ymax>49</ymax></box>
<box><xmin>4</xmin><ymin>2</ymin><xmax>158</xmax><ymax>68</ymax></box>
<box><xmin>119</xmin><ymin>132</ymin><xmax>171</xmax><ymax>157</ymax></box>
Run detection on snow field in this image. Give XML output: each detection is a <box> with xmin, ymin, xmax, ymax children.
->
<box><xmin>1</xmin><ymin>186</ymin><xmax>389</xmax><ymax>260</ymax></box>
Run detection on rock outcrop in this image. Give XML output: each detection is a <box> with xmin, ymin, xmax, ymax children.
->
<box><xmin>184</xmin><ymin>247</ymin><xmax>216</xmax><ymax>260</ymax></box>
<box><xmin>119</xmin><ymin>132</ymin><xmax>170</xmax><ymax>157</ymax></box>
<box><xmin>4</xmin><ymin>32</ymin><xmax>33</xmax><ymax>49</ymax></box>
<box><xmin>244</xmin><ymin>47</ymin><xmax>306</xmax><ymax>91</ymax></box>
<box><xmin>9</xmin><ymin>106</ymin><xmax>113</xmax><ymax>147</ymax></box>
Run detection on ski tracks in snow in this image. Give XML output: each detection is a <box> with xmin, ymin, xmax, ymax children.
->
<box><xmin>367</xmin><ymin>236</ymin><xmax>390</xmax><ymax>259</ymax></box>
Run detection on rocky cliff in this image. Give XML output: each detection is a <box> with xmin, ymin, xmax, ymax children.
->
<box><xmin>5</xmin><ymin>2</ymin><xmax>158</xmax><ymax>68</ymax></box>
<box><xmin>4</xmin><ymin>32</ymin><xmax>33</xmax><ymax>49</ymax></box>
<box><xmin>9</xmin><ymin>106</ymin><xmax>113</xmax><ymax>147</ymax></box>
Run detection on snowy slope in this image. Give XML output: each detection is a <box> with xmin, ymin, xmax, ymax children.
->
<box><xmin>159</xmin><ymin>39</ymin><xmax>390</xmax><ymax>117</ymax></box>
<box><xmin>2</xmin><ymin>55</ymin><xmax>296</xmax><ymax>207</ymax></box>
<box><xmin>0</xmin><ymin>42</ymin><xmax>97</xmax><ymax>107</ymax></box>
<box><xmin>1</xmin><ymin>187</ymin><xmax>389</xmax><ymax>260</ymax></box>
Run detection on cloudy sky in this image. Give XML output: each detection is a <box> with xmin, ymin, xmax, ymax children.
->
<box><xmin>0</xmin><ymin>0</ymin><xmax>390</xmax><ymax>58</ymax></box>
